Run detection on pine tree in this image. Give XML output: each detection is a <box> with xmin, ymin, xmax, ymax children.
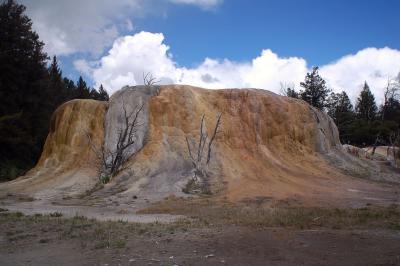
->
<box><xmin>75</xmin><ymin>76</ymin><xmax>90</xmax><ymax>99</ymax></box>
<box><xmin>300</xmin><ymin>67</ymin><xmax>330</xmax><ymax>109</ymax></box>
<box><xmin>88</xmin><ymin>84</ymin><xmax>109</xmax><ymax>101</ymax></box>
<box><xmin>63</xmin><ymin>77</ymin><xmax>77</xmax><ymax>101</ymax></box>
<box><xmin>47</xmin><ymin>55</ymin><xmax>67</xmax><ymax>107</ymax></box>
<box><xmin>327</xmin><ymin>91</ymin><xmax>353</xmax><ymax>120</ymax></box>
<box><xmin>326</xmin><ymin>92</ymin><xmax>340</xmax><ymax>120</ymax></box>
<box><xmin>382</xmin><ymin>97</ymin><xmax>400</xmax><ymax>124</ymax></box>
<box><xmin>49</xmin><ymin>56</ymin><xmax>62</xmax><ymax>82</ymax></box>
<box><xmin>0</xmin><ymin>0</ymin><xmax>48</xmax><ymax>113</ymax></box>
<box><xmin>0</xmin><ymin>1</ymin><xmax>109</xmax><ymax>181</ymax></box>
<box><xmin>98</xmin><ymin>84</ymin><xmax>109</xmax><ymax>101</ymax></box>
<box><xmin>0</xmin><ymin>0</ymin><xmax>49</xmax><ymax>180</ymax></box>
<box><xmin>283</xmin><ymin>87</ymin><xmax>299</xmax><ymax>98</ymax></box>
<box><xmin>326</xmin><ymin>91</ymin><xmax>355</xmax><ymax>143</ymax></box>
<box><xmin>355</xmin><ymin>82</ymin><xmax>377</xmax><ymax>121</ymax></box>
<box><xmin>89</xmin><ymin>88</ymin><xmax>99</xmax><ymax>99</ymax></box>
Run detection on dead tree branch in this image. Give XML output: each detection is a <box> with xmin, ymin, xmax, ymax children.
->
<box><xmin>184</xmin><ymin>113</ymin><xmax>222</xmax><ymax>193</ymax></box>
<box><xmin>388</xmin><ymin>130</ymin><xmax>400</xmax><ymax>167</ymax></box>
<box><xmin>207</xmin><ymin>113</ymin><xmax>222</xmax><ymax>164</ymax></box>
<box><xmin>143</xmin><ymin>72</ymin><xmax>161</xmax><ymax>96</ymax></box>
<box><xmin>143</xmin><ymin>72</ymin><xmax>160</xmax><ymax>86</ymax></box>
<box><xmin>372</xmin><ymin>77</ymin><xmax>400</xmax><ymax>157</ymax></box>
<box><xmin>85</xmin><ymin>101</ymin><xmax>144</xmax><ymax>183</ymax></box>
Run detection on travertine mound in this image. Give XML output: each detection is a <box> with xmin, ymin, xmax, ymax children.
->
<box><xmin>1</xmin><ymin>85</ymin><xmax>398</xmax><ymax>204</ymax></box>
<box><xmin>0</xmin><ymin>99</ymin><xmax>107</xmax><ymax>199</ymax></box>
<box><xmin>113</xmin><ymin>86</ymin><xmax>343</xmax><ymax>202</ymax></box>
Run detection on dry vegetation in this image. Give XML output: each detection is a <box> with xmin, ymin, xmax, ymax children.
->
<box><xmin>2</xmin><ymin>198</ymin><xmax>399</xmax><ymax>253</ymax></box>
<box><xmin>138</xmin><ymin>196</ymin><xmax>400</xmax><ymax>230</ymax></box>
<box><xmin>3</xmin><ymin>208</ymin><xmax>400</xmax><ymax>265</ymax></box>
<box><xmin>0</xmin><ymin>211</ymin><xmax>195</xmax><ymax>251</ymax></box>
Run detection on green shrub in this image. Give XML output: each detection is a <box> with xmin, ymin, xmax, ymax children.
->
<box><xmin>49</xmin><ymin>212</ymin><xmax>63</xmax><ymax>217</ymax></box>
<box><xmin>100</xmin><ymin>175</ymin><xmax>110</xmax><ymax>184</ymax></box>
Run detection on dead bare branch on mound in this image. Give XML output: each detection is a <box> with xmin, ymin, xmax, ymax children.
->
<box><xmin>143</xmin><ymin>72</ymin><xmax>161</xmax><ymax>96</ymax></box>
<box><xmin>184</xmin><ymin>113</ymin><xmax>222</xmax><ymax>194</ymax></box>
<box><xmin>85</xmin><ymin>101</ymin><xmax>144</xmax><ymax>183</ymax></box>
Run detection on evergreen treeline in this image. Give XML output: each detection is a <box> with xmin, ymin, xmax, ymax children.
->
<box><xmin>284</xmin><ymin>67</ymin><xmax>400</xmax><ymax>147</ymax></box>
<box><xmin>0</xmin><ymin>0</ymin><xmax>109</xmax><ymax>181</ymax></box>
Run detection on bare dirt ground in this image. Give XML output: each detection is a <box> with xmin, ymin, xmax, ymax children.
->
<box><xmin>1</xmin><ymin>198</ymin><xmax>400</xmax><ymax>266</ymax></box>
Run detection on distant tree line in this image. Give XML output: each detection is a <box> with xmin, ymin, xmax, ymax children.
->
<box><xmin>0</xmin><ymin>0</ymin><xmax>109</xmax><ymax>181</ymax></box>
<box><xmin>282</xmin><ymin>67</ymin><xmax>400</xmax><ymax>148</ymax></box>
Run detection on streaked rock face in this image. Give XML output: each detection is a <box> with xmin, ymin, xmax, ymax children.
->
<box><xmin>0</xmin><ymin>99</ymin><xmax>107</xmax><ymax>199</ymax></box>
<box><xmin>103</xmin><ymin>86</ymin><xmax>156</xmax><ymax>172</ymax></box>
<box><xmin>37</xmin><ymin>99</ymin><xmax>107</xmax><ymax>172</ymax></box>
<box><xmin>8</xmin><ymin>85</ymin><xmax>386</xmax><ymax>203</ymax></box>
<box><xmin>136</xmin><ymin>86</ymin><xmax>342</xmax><ymax>200</ymax></box>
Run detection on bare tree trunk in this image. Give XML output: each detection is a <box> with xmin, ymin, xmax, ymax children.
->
<box><xmin>184</xmin><ymin>113</ymin><xmax>222</xmax><ymax>194</ymax></box>
<box><xmin>85</xmin><ymin>101</ymin><xmax>144</xmax><ymax>183</ymax></box>
<box><xmin>206</xmin><ymin>113</ymin><xmax>222</xmax><ymax>164</ymax></box>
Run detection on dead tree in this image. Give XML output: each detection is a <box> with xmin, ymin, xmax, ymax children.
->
<box><xmin>372</xmin><ymin>78</ymin><xmax>400</xmax><ymax>156</ymax></box>
<box><xmin>388</xmin><ymin>130</ymin><xmax>400</xmax><ymax>167</ymax></box>
<box><xmin>143</xmin><ymin>72</ymin><xmax>161</xmax><ymax>96</ymax></box>
<box><xmin>86</xmin><ymin>101</ymin><xmax>144</xmax><ymax>183</ymax></box>
<box><xmin>185</xmin><ymin>113</ymin><xmax>222</xmax><ymax>193</ymax></box>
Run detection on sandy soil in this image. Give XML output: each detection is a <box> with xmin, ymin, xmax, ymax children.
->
<box><xmin>1</xmin><ymin>193</ymin><xmax>400</xmax><ymax>265</ymax></box>
<box><xmin>1</xmin><ymin>218</ymin><xmax>399</xmax><ymax>266</ymax></box>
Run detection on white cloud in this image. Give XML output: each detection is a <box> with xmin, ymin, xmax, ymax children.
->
<box><xmin>82</xmin><ymin>31</ymin><xmax>307</xmax><ymax>94</ymax></box>
<box><xmin>78</xmin><ymin>32</ymin><xmax>400</xmax><ymax>103</ymax></box>
<box><xmin>176</xmin><ymin>50</ymin><xmax>308</xmax><ymax>91</ymax></box>
<box><xmin>73</xmin><ymin>59</ymin><xmax>92</xmax><ymax>76</ymax></box>
<box><xmin>20</xmin><ymin>0</ymin><xmax>222</xmax><ymax>56</ymax></box>
<box><xmin>90</xmin><ymin>32</ymin><xmax>178</xmax><ymax>91</ymax></box>
<box><xmin>20</xmin><ymin>0</ymin><xmax>144</xmax><ymax>56</ymax></box>
<box><xmin>169</xmin><ymin>0</ymin><xmax>223</xmax><ymax>9</ymax></box>
<box><xmin>320</xmin><ymin>47</ymin><xmax>400</xmax><ymax>103</ymax></box>
<box><xmin>125</xmin><ymin>19</ymin><xmax>135</xmax><ymax>32</ymax></box>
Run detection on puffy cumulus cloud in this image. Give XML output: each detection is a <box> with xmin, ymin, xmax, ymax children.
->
<box><xmin>78</xmin><ymin>32</ymin><xmax>400</xmax><ymax>101</ymax></box>
<box><xmin>320</xmin><ymin>47</ymin><xmax>400</xmax><ymax>103</ymax></box>
<box><xmin>88</xmin><ymin>32</ymin><xmax>178</xmax><ymax>91</ymax></box>
<box><xmin>175</xmin><ymin>58</ymin><xmax>252</xmax><ymax>88</ymax></box>
<box><xmin>81</xmin><ymin>32</ymin><xmax>308</xmax><ymax>94</ymax></box>
<box><xmin>177</xmin><ymin>50</ymin><xmax>307</xmax><ymax>90</ymax></box>
<box><xmin>169</xmin><ymin>0</ymin><xmax>223</xmax><ymax>9</ymax></box>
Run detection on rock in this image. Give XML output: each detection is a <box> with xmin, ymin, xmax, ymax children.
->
<box><xmin>2</xmin><ymin>85</ymin><xmax>398</xmax><ymax>202</ymax></box>
<box><xmin>0</xmin><ymin>99</ymin><xmax>107</xmax><ymax>199</ymax></box>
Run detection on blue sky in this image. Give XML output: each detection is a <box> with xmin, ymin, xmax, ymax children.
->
<box><xmin>22</xmin><ymin>0</ymin><xmax>400</xmax><ymax>101</ymax></box>
<box><xmin>140</xmin><ymin>0</ymin><xmax>400</xmax><ymax>67</ymax></box>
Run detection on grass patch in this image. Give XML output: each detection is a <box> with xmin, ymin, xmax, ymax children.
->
<box><xmin>0</xmin><ymin>211</ymin><xmax>196</xmax><ymax>249</ymax></box>
<box><xmin>138</xmin><ymin>196</ymin><xmax>400</xmax><ymax>230</ymax></box>
<box><xmin>94</xmin><ymin>240</ymin><xmax>109</xmax><ymax>249</ymax></box>
<box><xmin>49</xmin><ymin>212</ymin><xmax>63</xmax><ymax>217</ymax></box>
<box><xmin>1</xmin><ymin>199</ymin><xmax>399</xmax><ymax>252</ymax></box>
<box><xmin>95</xmin><ymin>238</ymin><xmax>126</xmax><ymax>249</ymax></box>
